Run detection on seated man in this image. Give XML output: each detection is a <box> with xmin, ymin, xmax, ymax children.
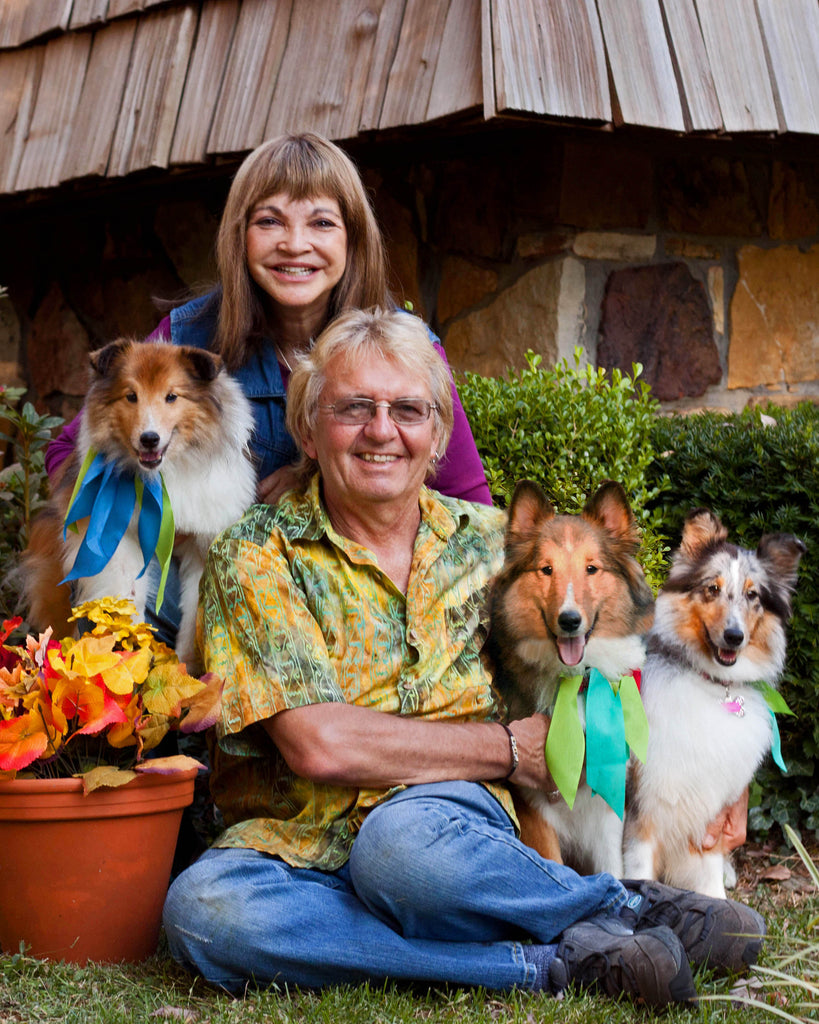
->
<box><xmin>163</xmin><ymin>307</ymin><xmax>763</xmax><ymax>1005</ymax></box>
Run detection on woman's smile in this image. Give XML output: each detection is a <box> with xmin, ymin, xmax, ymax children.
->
<box><xmin>246</xmin><ymin>193</ymin><xmax>347</xmax><ymax>318</ymax></box>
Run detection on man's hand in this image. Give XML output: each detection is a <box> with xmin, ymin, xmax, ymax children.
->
<box><xmin>505</xmin><ymin>713</ymin><xmax>559</xmax><ymax>793</ymax></box>
<box><xmin>702</xmin><ymin>787</ymin><xmax>749</xmax><ymax>851</ymax></box>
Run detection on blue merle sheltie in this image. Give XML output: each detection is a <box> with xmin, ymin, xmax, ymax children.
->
<box><xmin>624</xmin><ymin>508</ymin><xmax>804</xmax><ymax>897</ymax></box>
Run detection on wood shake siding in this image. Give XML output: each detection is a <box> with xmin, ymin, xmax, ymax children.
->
<box><xmin>2</xmin><ymin>0</ymin><xmax>819</xmax><ymax>197</ymax></box>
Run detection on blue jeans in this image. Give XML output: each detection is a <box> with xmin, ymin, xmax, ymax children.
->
<box><xmin>163</xmin><ymin>781</ymin><xmax>627</xmax><ymax>992</ymax></box>
<box><xmin>144</xmin><ymin>558</ymin><xmax>182</xmax><ymax>647</ymax></box>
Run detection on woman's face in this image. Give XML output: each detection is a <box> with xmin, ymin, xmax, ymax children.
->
<box><xmin>302</xmin><ymin>351</ymin><xmax>440</xmax><ymax>518</ymax></box>
<box><xmin>245</xmin><ymin>193</ymin><xmax>348</xmax><ymax>322</ymax></box>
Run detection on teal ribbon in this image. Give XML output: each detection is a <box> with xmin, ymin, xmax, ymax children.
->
<box><xmin>756</xmin><ymin>682</ymin><xmax>794</xmax><ymax>774</ymax></box>
<box><xmin>544</xmin><ymin>667</ymin><xmax>649</xmax><ymax>818</ymax></box>
<box><xmin>584</xmin><ymin>668</ymin><xmax>648</xmax><ymax>819</ymax></box>
<box><xmin>62</xmin><ymin>449</ymin><xmax>175</xmax><ymax>611</ymax></box>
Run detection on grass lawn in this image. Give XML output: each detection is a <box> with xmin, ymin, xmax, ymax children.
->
<box><xmin>0</xmin><ymin>841</ymin><xmax>815</xmax><ymax>1024</ymax></box>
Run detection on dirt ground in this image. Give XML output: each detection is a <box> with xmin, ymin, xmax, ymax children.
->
<box><xmin>732</xmin><ymin>834</ymin><xmax>818</xmax><ymax>912</ymax></box>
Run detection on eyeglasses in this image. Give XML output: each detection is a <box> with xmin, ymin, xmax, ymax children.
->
<box><xmin>320</xmin><ymin>397</ymin><xmax>438</xmax><ymax>426</ymax></box>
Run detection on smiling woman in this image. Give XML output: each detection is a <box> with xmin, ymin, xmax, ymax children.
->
<box><xmin>45</xmin><ymin>131</ymin><xmax>491</xmax><ymax>650</ymax></box>
<box><xmin>200</xmin><ymin>131</ymin><xmax>487</xmax><ymax>507</ymax></box>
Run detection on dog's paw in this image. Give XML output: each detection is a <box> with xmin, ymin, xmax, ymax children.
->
<box><xmin>723</xmin><ymin>856</ymin><xmax>737</xmax><ymax>890</ymax></box>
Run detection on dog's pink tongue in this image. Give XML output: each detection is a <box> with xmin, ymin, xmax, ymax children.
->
<box><xmin>558</xmin><ymin>636</ymin><xmax>586</xmax><ymax>666</ymax></box>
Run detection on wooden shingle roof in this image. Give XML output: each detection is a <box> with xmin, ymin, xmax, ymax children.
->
<box><xmin>2</xmin><ymin>0</ymin><xmax>819</xmax><ymax>197</ymax></box>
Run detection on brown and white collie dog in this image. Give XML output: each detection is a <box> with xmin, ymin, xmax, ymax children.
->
<box><xmin>22</xmin><ymin>339</ymin><xmax>256</xmax><ymax>669</ymax></box>
<box><xmin>487</xmin><ymin>480</ymin><xmax>654</xmax><ymax>876</ymax></box>
<box><xmin>623</xmin><ymin>509</ymin><xmax>805</xmax><ymax>897</ymax></box>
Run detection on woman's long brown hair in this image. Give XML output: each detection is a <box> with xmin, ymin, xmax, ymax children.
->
<box><xmin>214</xmin><ymin>132</ymin><xmax>391</xmax><ymax>371</ymax></box>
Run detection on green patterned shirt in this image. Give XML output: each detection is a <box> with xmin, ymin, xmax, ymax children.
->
<box><xmin>200</xmin><ymin>475</ymin><xmax>512</xmax><ymax>869</ymax></box>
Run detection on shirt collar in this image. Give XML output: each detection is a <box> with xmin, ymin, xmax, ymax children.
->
<box><xmin>284</xmin><ymin>475</ymin><xmax>460</xmax><ymax>546</ymax></box>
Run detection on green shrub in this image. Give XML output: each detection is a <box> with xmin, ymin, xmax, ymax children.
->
<box><xmin>0</xmin><ymin>385</ymin><xmax>63</xmax><ymax>621</ymax></box>
<box><xmin>646</xmin><ymin>403</ymin><xmax>819</xmax><ymax>840</ymax></box>
<box><xmin>458</xmin><ymin>349</ymin><xmax>671</xmax><ymax>588</ymax></box>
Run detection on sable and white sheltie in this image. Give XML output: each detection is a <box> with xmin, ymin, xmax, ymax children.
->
<box><xmin>22</xmin><ymin>339</ymin><xmax>256</xmax><ymax>669</ymax></box>
<box><xmin>487</xmin><ymin>480</ymin><xmax>654</xmax><ymax>876</ymax></box>
<box><xmin>623</xmin><ymin>509</ymin><xmax>805</xmax><ymax>897</ymax></box>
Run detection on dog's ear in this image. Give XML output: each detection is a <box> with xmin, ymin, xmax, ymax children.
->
<box><xmin>584</xmin><ymin>481</ymin><xmax>638</xmax><ymax>548</ymax></box>
<box><xmin>179</xmin><ymin>347</ymin><xmax>224</xmax><ymax>382</ymax></box>
<box><xmin>585</xmin><ymin>481</ymin><xmax>653</xmax><ymax>621</ymax></box>
<box><xmin>679</xmin><ymin>508</ymin><xmax>727</xmax><ymax>560</ymax></box>
<box><xmin>757</xmin><ymin>533</ymin><xmax>806</xmax><ymax>595</ymax></box>
<box><xmin>507</xmin><ymin>481</ymin><xmax>554</xmax><ymax>544</ymax></box>
<box><xmin>89</xmin><ymin>339</ymin><xmax>131</xmax><ymax>378</ymax></box>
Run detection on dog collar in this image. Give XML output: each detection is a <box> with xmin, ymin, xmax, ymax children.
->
<box><xmin>544</xmin><ymin>667</ymin><xmax>647</xmax><ymax>819</ymax></box>
<box><xmin>578</xmin><ymin>667</ymin><xmax>642</xmax><ymax>693</ymax></box>
<box><xmin>62</xmin><ymin>448</ymin><xmax>175</xmax><ymax>612</ymax></box>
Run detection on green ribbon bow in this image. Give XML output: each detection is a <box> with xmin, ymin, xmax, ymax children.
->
<box><xmin>544</xmin><ymin>667</ymin><xmax>649</xmax><ymax>819</ymax></box>
<box><xmin>62</xmin><ymin>448</ymin><xmax>175</xmax><ymax>612</ymax></box>
<box><xmin>755</xmin><ymin>682</ymin><xmax>794</xmax><ymax>774</ymax></box>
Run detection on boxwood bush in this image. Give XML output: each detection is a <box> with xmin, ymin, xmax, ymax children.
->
<box><xmin>460</xmin><ymin>354</ymin><xmax>817</xmax><ymax>839</ymax></box>
<box><xmin>0</xmin><ymin>385</ymin><xmax>63</xmax><ymax>622</ymax></box>
<box><xmin>457</xmin><ymin>349</ymin><xmax>671</xmax><ymax>589</ymax></box>
<box><xmin>645</xmin><ymin>404</ymin><xmax>819</xmax><ymax>839</ymax></box>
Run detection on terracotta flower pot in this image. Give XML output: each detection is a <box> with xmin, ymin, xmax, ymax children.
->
<box><xmin>0</xmin><ymin>769</ymin><xmax>197</xmax><ymax>964</ymax></box>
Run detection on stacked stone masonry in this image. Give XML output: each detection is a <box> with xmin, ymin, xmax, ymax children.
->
<box><xmin>1</xmin><ymin>129</ymin><xmax>818</xmax><ymax>419</ymax></box>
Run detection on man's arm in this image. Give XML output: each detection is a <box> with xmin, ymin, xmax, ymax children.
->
<box><xmin>702</xmin><ymin>787</ymin><xmax>749</xmax><ymax>851</ymax></box>
<box><xmin>264</xmin><ymin>702</ymin><xmax>554</xmax><ymax>789</ymax></box>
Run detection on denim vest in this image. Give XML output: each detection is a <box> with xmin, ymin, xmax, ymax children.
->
<box><xmin>169</xmin><ymin>293</ymin><xmax>298</xmax><ymax>480</ymax></box>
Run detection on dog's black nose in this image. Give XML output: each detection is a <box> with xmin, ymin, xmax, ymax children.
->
<box><xmin>722</xmin><ymin>626</ymin><xmax>745</xmax><ymax>648</ymax></box>
<box><xmin>557</xmin><ymin>610</ymin><xmax>583</xmax><ymax>633</ymax></box>
<box><xmin>140</xmin><ymin>431</ymin><xmax>160</xmax><ymax>450</ymax></box>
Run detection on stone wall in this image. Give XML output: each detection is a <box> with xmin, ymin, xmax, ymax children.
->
<box><xmin>370</xmin><ymin>129</ymin><xmax>819</xmax><ymax>413</ymax></box>
<box><xmin>1</xmin><ymin>125</ymin><xmax>818</xmax><ymax>420</ymax></box>
<box><xmin>0</xmin><ymin>178</ymin><xmax>225</xmax><ymax>422</ymax></box>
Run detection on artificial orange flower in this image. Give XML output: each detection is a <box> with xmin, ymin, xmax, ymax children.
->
<box><xmin>141</xmin><ymin>661</ymin><xmax>206</xmax><ymax>718</ymax></box>
<box><xmin>0</xmin><ymin>711</ymin><xmax>51</xmax><ymax>771</ymax></box>
<box><xmin>106</xmin><ymin>692</ymin><xmax>141</xmax><ymax>749</ymax></box>
<box><xmin>0</xmin><ymin>599</ymin><xmax>213</xmax><ymax>786</ymax></box>
<box><xmin>50</xmin><ymin>672</ymin><xmax>108</xmax><ymax>726</ymax></box>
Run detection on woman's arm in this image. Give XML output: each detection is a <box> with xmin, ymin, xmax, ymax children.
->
<box><xmin>428</xmin><ymin>342</ymin><xmax>492</xmax><ymax>506</ymax></box>
<box><xmin>44</xmin><ymin>412</ymin><xmax>81</xmax><ymax>479</ymax></box>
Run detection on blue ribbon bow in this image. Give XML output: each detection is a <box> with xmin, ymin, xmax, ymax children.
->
<box><xmin>62</xmin><ymin>449</ymin><xmax>174</xmax><ymax>611</ymax></box>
